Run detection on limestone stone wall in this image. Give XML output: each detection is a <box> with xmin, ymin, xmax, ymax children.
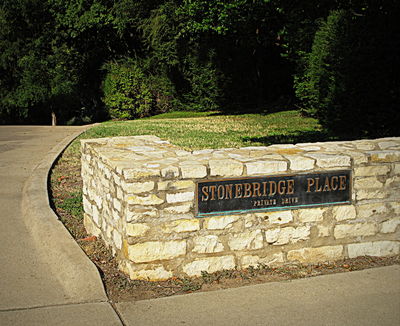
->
<box><xmin>81</xmin><ymin>136</ymin><xmax>400</xmax><ymax>280</ymax></box>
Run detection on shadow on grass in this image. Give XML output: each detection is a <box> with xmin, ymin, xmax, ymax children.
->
<box><xmin>243</xmin><ymin>130</ymin><xmax>338</xmax><ymax>146</ymax></box>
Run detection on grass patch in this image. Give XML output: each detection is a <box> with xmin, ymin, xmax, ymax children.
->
<box><xmin>56</xmin><ymin>191</ymin><xmax>84</xmax><ymax>219</ymax></box>
<box><xmin>145</xmin><ymin>111</ymin><xmax>219</xmax><ymax>119</ymax></box>
<box><xmin>66</xmin><ymin>109</ymin><xmax>326</xmax><ymax>155</ymax></box>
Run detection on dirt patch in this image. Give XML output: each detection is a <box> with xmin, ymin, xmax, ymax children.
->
<box><xmin>50</xmin><ymin>147</ymin><xmax>400</xmax><ymax>303</ymax></box>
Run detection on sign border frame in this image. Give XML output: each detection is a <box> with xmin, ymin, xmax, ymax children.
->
<box><xmin>195</xmin><ymin>170</ymin><xmax>352</xmax><ymax>217</ymax></box>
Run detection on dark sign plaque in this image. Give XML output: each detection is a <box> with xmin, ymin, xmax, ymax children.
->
<box><xmin>196</xmin><ymin>170</ymin><xmax>351</xmax><ymax>217</ymax></box>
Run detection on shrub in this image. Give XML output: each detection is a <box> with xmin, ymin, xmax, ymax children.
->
<box><xmin>102</xmin><ymin>60</ymin><xmax>153</xmax><ymax>120</ymax></box>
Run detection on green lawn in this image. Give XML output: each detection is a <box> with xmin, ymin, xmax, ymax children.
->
<box><xmin>68</xmin><ymin>110</ymin><xmax>329</xmax><ymax>154</ymax></box>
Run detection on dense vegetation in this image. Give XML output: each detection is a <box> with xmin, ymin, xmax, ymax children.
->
<box><xmin>1</xmin><ymin>0</ymin><xmax>399</xmax><ymax>137</ymax></box>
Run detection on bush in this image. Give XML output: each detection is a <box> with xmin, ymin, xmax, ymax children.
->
<box><xmin>102</xmin><ymin>59</ymin><xmax>180</xmax><ymax>119</ymax></box>
<box><xmin>102</xmin><ymin>61</ymin><xmax>153</xmax><ymax>119</ymax></box>
<box><xmin>295</xmin><ymin>6</ymin><xmax>400</xmax><ymax>138</ymax></box>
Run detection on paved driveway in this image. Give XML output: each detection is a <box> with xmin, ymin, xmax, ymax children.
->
<box><xmin>0</xmin><ymin>126</ymin><xmax>121</xmax><ymax>325</ymax></box>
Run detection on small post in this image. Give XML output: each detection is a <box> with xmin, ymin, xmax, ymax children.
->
<box><xmin>51</xmin><ymin>111</ymin><xmax>57</xmax><ymax>126</ymax></box>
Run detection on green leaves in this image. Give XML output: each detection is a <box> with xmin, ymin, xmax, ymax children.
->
<box><xmin>103</xmin><ymin>60</ymin><xmax>160</xmax><ymax>119</ymax></box>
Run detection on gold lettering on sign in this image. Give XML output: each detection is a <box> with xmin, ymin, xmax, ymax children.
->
<box><xmin>243</xmin><ymin>183</ymin><xmax>252</xmax><ymax>198</ymax></box>
<box><xmin>281</xmin><ymin>197</ymin><xmax>299</xmax><ymax>205</ymax></box>
<box><xmin>201</xmin><ymin>186</ymin><xmax>209</xmax><ymax>201</ymax></box>
<box><xmin>315</xmin><ymin>177</ymin><xmax>323</xmax><ymax>192</ymax></box>
<box><xmin>235</xmin><ymin>184</ymin><xmax>243</xmax><ymax>198</ymax></box>
<box><xmin>277</xmin><ymin>180</ymin><xmax>286</xmax><ymax>195</ymax></box>
<box><xmin>323</xmin><ymin>177</ymin><xmax>331</xmax><ymax>192</ymax></box>
<box><xmin>306</xmin><ymin>175</ymin><xmax>347</xmax><ymax>193</ymax></box>
<box><xmin>287</xmin><ymin>179</ymin><xmax>295</xmax><ymax>194</ymax></box>
<box><xmin>331</xmin><ymin>176</ymin><xmax>339</xmax><ymax>190</ymax></box>
<box><xmin>262</xmin><ymin>182</ymin><xmax>268</xmax><ymax>196</ymax></box>
<box><xmin>269</xmin><ymin>181</ymin><xmax>277</xmax><ymax>196</ymax></box>
<box><xmin>217</xmin><ymin>185</ymin><xmax>225</xmax><ymax>199</ymax></box>
<box><xmin>225</xmin><ymin>184</ymin><xmax>233</xmax><ymax>199</ymax></box>
<box><xmin>307</xmin><ymin>178</ymin><xmax>314</xmax><ymax>192</ymax></box>
<box><xmin>209</xmin><ymin>185</ymin><xmax>217</xmax><ymax>200</ymax></box>
<box><xmin>252</xmin><ymin>182</ymin><xmax>261</xmax><ymax>197</ymax></box>
<box><xmin>339</xmin><ymin>175</ymin><xmax>347</xmax><ymax>190</ymax></box>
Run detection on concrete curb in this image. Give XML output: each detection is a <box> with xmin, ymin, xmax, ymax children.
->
<box><xmin>20</xmin><ymin>124</ymin><xmax>109</xmax><ymax>305</ymax></box>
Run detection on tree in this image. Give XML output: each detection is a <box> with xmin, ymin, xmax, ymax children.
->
<box><xmin>295</xmin><ymin>2</ymin><xmax>400</xmax><ymax>137</ymax></box>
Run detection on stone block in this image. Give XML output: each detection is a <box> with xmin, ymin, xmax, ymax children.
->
<box><xmin>368</xmin><ymin>150</ymin><xmax>400</xmax><ymax>163</ymax></box>
<box><xmin>92</xmin><ymin>205</ymin><xmax>101</xmax><ymax>226</ymax></box>
<box><xmin>357</xmin><ymin>203</ymin><xmax>387</xmax><ymax>219</ymax></box>
<box><xmin>123</xmin><ymin>181</ymin><xmax>155</xmax><ymax>194</ymax></box>
<box><xmin>306</xmin><ymin>153</ymin><xmax>351</xmax><ymax>168</ymax></box>
<box><xmin>334</xmin><ymin>223</ymin><xmax>376</xmax><ymax>239</ymax></box>
<box><xmin>162</xmin><ymin>219</ymin><xmax>200</xmax><ymax>233</ymax></box>
<box><xmin>228</xmin><ymin>230</ymin><xmax>264</xmax><ymax>250</ymax></box>
<box><xmin>113</xmin><ymin>231</ymin><xmax>122</xmax><ymax>249</ymax></box>
<box><xmin>128</xmin><ymin>266</ymin><xmax>172</xmax><ymax>281</ymax></box>
<box><xmin>317</xmin><ymin>225</ymin><xmax>330</xmax><ymax>237</ymax></box>
<box><xmin>127</xmin><ymin>194</ymin><xmax>164</xmax><ymax>206</ymax></box>
<box><xmin>123</xmin><ymin>168</ymin><xmax>160</xmax><ymax>179</ymax></box>
<box><xmin>158</xmin><ymin>180</ymin><xmax>195</xmax><ymax>191</ymax></box>
<box><xmin>386</xmin><ymin>176</ymin><xmax>400</xmax><ymax>187</ymax></box>
<box><xmin>332</xmin><ymin>205</ymin><xmax>356</xmax><ymax>221</ymax></box>
<box><xmin>356</xmin><ymin>189</ymin><xmax>387</xmax><ymax>201</ymax></box>
<box><xmin>180</xmin><ymin>164</ymin><xmax>207</xmax><ymax>179</ymax></box>
<box><xmin>286</xmin><ymin>155</ymin><xmax>315</xmax><ymax>171</ymax></box>
<box><xmin>92</xmin><ymin>193</ymin><xmax>103</xmax><ymax>209</ymax></box>
<box><xmin>164</xmin><ymin>204</ymin><xmax>192</xmax><ymax>214</ymax></box>
<box><xmin>111</xmin><ymin>209</ymin><xmax>120</xmax><ymax>223</ymax></box>
<box><xmin>245</xmin><ymin>160</ymin><xmax>287</xmax><ymax>175</ymax></box>
<box><xmin>353</xmin><ymin>141</ymin><xmax>375</xmax><ymax>151</ymax></box>
<box><xmin>82</xmin><ymin>196</ymin><xmax>92</xmax><ymax>215</ymax></box>
<box><xmin>265</xmin><ymin>226</ymin><xmax>310</xmax><ymax>245</ymax></box>
<box><xmin>354</xmin><ymin>177</ymin><xmax>383</xmax><ymax>189</ymax></box>
<box><xmin>347</xmin><ymin>151</ymin><xmax>369</xmax><ymax>165</ymax></box>
<box><xmin>116</xmin><ymin>186</ymin><xmax>123</xmax><ymax>200</ymax></box>
<box><xmin>113</xmin><ymin>198</ymin><xmax>122</xmax><ymax>212</ymax></box>
<box><xmin>347</xmin><ymin>241</ymin><xmax>400</xmax><ymax>258</ymax></box>
<box><xmin>354</xmin><ymin>166</ymin><xmax>390</xmax><ymax>177</ymax></box>
<box><xmin>161</xmin><ymin>166</ymin><xmax>180</xmax><ymax>178</ymax></box>
<box><xmin>378</xmin><ymin>141</ymin><xmax>399</xmax><ymax>149</ymax></box>
<box><xmin>126</xmin><ymin>208</ymin><xmax>158</xmax><ymax>222</ymax></box>
<box><xmin>391</xmin><ymin>202</ymin><xmax>400</xmax><ymax>215</ymax></box>
<box><xmin>287</xmin><ymin>246</ymin><xmax>343</xmax><ymax>263</ymax></box>
<box><xmin>84</xmin><ymin>213</ymin><xmax>101</xmax><ymax>237</ymax></box>
<box><xmin>381</xmin><ymin>218</ymin><xmax>400</xmax><ymax>233</ymax></box>
<box><xmin>126</xmin><ymin>223</ymin><xmax>150</xmax><ymax>237</ymax></box>
<box><xmin>128</xmin><ymin>240</ymin><xmax>186</xmax><ymax>263</ymax></box>
<box><xmin>265</xmin><ymin>211</ymin><xmax>293</xmax><ymax>224</ymax></box>
<box><xmin>298</xmin><ymin>208</ymin><xmax>325</xmax><ymax>223</ymax></box>
<box><xmin>192</xmin><ymin>235</ymin><xmax>224</xmax><ymax>253</ymax></box>
<box><xmin>241</xmin><ymin>253</ymin><xmax>284</xmax><ymax>268</ymax></box>
<box><xmin>166</xmin><ymin>191</ymin><xmax>194</xmax><ymax>203</ymax></box>
<box><xmin>209</xmin><ymin>159</ymin><xmax>243</xmax><ymax>176</ymax></box>
<box><xmin>204</xmin><ymin>215</ymin><xmax>240</xmax><ymax>230</ymax></box>
<box><xmin>183</xmin><ymin>256</ymin><xmax>236</xmax><ymax>276</ymax></box>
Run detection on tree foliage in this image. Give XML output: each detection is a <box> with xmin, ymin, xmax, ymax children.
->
<box><xmin>1</xmin><ymin>0</ymin><xmax>399</xmax><ymax>138</ymax></box>
<box><xmin>295</xmin><ymin>2</ymin><xmax>400</xmax><ymax>137</ymax></box>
